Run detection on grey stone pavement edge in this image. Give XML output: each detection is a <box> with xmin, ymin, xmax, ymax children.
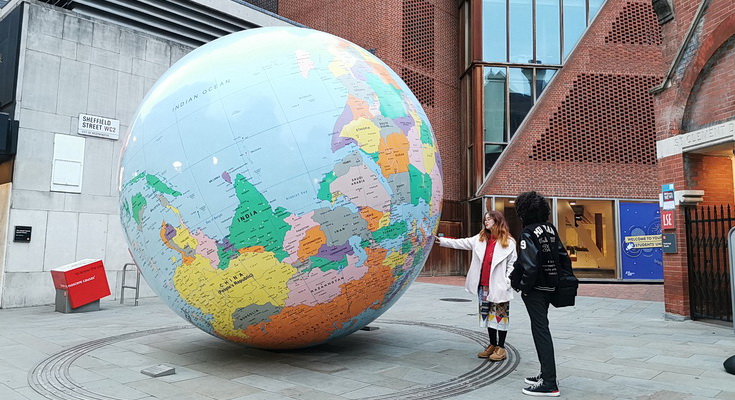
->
<box><xmin>1</xmin><ymin>282</ymin><xmax>734</xmax><ymax>400</ymax></box>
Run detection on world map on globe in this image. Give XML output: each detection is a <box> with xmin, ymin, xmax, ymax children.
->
<box><xmin>118</xmin><ymin>27</ymin><xmax>443</xmax><ymax>349</ymax></box>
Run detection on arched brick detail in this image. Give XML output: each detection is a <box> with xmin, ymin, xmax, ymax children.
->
<box><xmin>682</xmin><ymin>35</ymin><xmax>735</xmax><ymax>130</ymax></box>
<box><xmin>670</xmin><ymin>13</ymin><xmax>735</xmax><ymax>133</ymax></box>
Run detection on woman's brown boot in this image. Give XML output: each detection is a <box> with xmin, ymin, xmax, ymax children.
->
<box><xmin>477</xmin><ymin>344</ymin><xmax>496</xmax><ymax>358</ymax></box>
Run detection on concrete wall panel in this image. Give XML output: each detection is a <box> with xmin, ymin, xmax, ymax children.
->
<box><xmin>1</xmin><ymin>272</ymin><xmax>55</xmax><ymax>307</ymax></box>
<box><xmin>21</xmin><ymin>51</ymin><xmax>60</xmax><ymax>112</ymax></box>
<box><xmin>144</xmin><ymin>38</ymin><xmax>171</xmax><ymax>66</ymax></box>
<box><xmin>28</xmin><ymin>2</ymin><xmax>63</xmax><ymax>37</ymax></box>
<box><xmin>43</xmin><ymin>211</ymin><xmax>79</xmax><ymax>270</ymax></box>
<box><xmin>76</xmin><ymin>43</ymin><xmax>120</xmax><ymax>71</ymax></box>
<box><xmin>62</xmin><ymin>12</ymin><xmax>93</xmax><ymax>45</ymax></box>
<box><xmin>56</xmin><ymin>58</ymin><xmax>90</xmax><ymax>117</ymax></box>
<box><xmin>92</xmin><ymin>21</ymin><xmax>120</xmax><ymax>50</ymax></box>
<box><xmin>12</xmin><ymin>128</ymin><xmax>54</xmax><ymax>192</ymax></box>
<box><xmin>87</xmin><ymin>65</ymin><xmax>118</xmax><ymax>118</ymax></box>
<box><xmin>18</xmin><ymin>109</ymin><xmax>71</xmax><ymax>134</ymax></box>
<box><xmin>62</xmin><ymin>193</ymin><xmax>118</xmax><ymax>215</ymax></box>
<box><xmin>116</xmin><ymin>73</ymin><xmax>148</xmax><ymax>124</ymax></box>
<box><xmin>11</xmin><ymin>189</ymin><xmax>65</xmax><ymax>212</ymax></box>
<box><xmin>5</xmin><ymin>209</ymin><xmax>48</xmax><ymax>273</ymax></box>
<box><xmin>75</xmin><ymin>213</ymin><xmax>107</xmax><ymax>261</ymax></box>
<box><xmin>81</xmin><ymin>138</ymin><xmax>114</xmax><ymax>197</ymax></box>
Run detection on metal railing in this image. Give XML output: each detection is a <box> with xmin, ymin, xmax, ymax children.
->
<box><xmin>685</xmin><ymin>205</ymin><xmax>734</xmax><ymax>323</ymax></box>
<box><xmin>120</xmin><ymin>263</ymin><xmax>141</xmax><ymax>306</ymax></box>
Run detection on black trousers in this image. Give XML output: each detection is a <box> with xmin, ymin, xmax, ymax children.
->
<box><xmin>522</xmin><ymin>289</ymin><xmax>557</xmax><ymax>384</ymax></box>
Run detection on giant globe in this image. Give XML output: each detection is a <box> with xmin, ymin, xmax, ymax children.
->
<box><xmin>118</xmin><ymin>27</ymin><xmax>443</xmax><ymax>349</ymax></box>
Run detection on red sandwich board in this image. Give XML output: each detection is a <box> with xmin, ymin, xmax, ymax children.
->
<box><xmin>51</xmin><ymin>259</ymin><xmax>110</xmax><ymax>308</ymax></box>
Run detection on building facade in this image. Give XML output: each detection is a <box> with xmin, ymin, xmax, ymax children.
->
<box><xmin>279</xmin><ymin>0</ymin><xmax>667</xmax><ymax>282</ymax></box>
<box><xmin>653</xmin><ymin>0</ymin><xmax>735</xmax><ymax>321</ymax></box>
<box><xmin>472</xmin><ymin>0</ymin><xmax>666</xmax><ymax>282</ymax></box>
<box><xmin>278</xmin><ymin>0</ymin><xmax>468</xmax><ymax>275</ymax></box>
<box><xmin>2</xmin><ymin>0</ymin><xmax>719</xmax><ymax>317</ymax></box>
<box><xmin>0</xmin><ymin>0</ymin><xmax>293</xmax><ymax>307</ymax></box>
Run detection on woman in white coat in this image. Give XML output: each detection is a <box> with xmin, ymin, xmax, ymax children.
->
<box><xmin>436</xmin><ymin>210</ymin><xmax>517</xmax><ymax>361</ymax></box>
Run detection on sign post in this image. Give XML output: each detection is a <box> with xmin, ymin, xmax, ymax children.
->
<box><xmin>662</xmin><ymin>183</ymin><xmax>675</xmax><ymax>210</ymax></box>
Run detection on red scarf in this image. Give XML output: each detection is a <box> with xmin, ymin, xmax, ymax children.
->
<box><xmin>480</xmin><ymin>237</ymin><xmax>496</xmax><ymax>286</ymax></box>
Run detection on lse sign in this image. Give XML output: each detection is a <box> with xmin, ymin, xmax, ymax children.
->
<box><xmin>662</xmin><ymin>210</ymin><xmax>675</xmax><ymax>230</ymax></box>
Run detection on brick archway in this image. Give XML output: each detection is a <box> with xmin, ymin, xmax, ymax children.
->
<box><xmin>671</xmin><ymin>14</ymin><xmax>735</xmax><ymax>132</ymax></box>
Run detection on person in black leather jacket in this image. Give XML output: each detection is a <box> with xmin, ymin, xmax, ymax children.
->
<box><xmin>511</xmin><ymin>191</ymin><xmax>572</xmax><ymax>397</ymax></box>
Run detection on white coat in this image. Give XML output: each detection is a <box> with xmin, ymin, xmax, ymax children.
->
<box><xmin>438</xmin><ymin>234</ymin><xmax>518</xmax><ymax>303</ymax></box>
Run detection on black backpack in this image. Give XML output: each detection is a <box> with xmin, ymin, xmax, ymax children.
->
<box><xmin>546</xmin><ymin>224</ymin><xmax>578</xmax><ymax>308</ymax></box>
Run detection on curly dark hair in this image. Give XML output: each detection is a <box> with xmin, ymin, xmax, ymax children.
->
<box><xmin>515</xmin><ymin>191</ymin><xmax>550</xmax><ymax>226</ymax></box>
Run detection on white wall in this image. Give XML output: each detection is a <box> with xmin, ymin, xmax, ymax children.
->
<box><xmin>0</xmin><ymin>2</ymin><xmax>196</xmax><ymax>307</ymax></box>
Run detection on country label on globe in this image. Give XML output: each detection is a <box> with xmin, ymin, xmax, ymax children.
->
<box><xmin>119</xmin><ymin>27</ymin><xmax>443</xmax><ymax>349</ymax></box>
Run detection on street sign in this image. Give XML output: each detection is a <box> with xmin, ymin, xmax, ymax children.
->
<box><xmin>662</xmin><ymin>183</ymin><xmax>675</xmax><ymax>210</ymax></box>
<box><xmin>662</xmin><ymin>210</ymin><xmax>675</xmax><ymax>229</ymax></box>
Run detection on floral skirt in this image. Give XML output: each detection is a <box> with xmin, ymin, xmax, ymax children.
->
<box><xmin>478</xmin><ymin>286</ymin><xmax>510</xmax><ymax>330</ymax></box>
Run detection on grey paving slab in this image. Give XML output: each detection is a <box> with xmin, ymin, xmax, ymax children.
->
<box><xmin>170</xmin><ymin>375</ymin><xmax>262</xmax><ymax>399</ymax></box>
<box><xmin>0</xmin><ymin>282</ymin><xmax>733</xmax><ymax>400</ymax></box>
<box><xmin>331</xmin><ymin>367</ymin><xmax>420</xmax><ymax>390</ymax></box>
<box><xmin>281</xmin><ymin>370</ymin><xmax>371</xmax><ymax>395</ymax></box>
<box><xmin>233</xmin><ymin>392</ymin><xmax>287</xmax><ymax>400</ymax></box>
<box><xmin>125</xmin><ymin>377</ymin><xmax>200</xmax><ymax>399</ymax></box>
<box><xmin>607</xmin><ymin>374</ymin><xmax>722</xmax><ymax>397</ymax></box>
<box><xmin>232</xmin><ymin>374</ymin><xmax>298</xmax><ymax>391</ymax></box>
<box><xmin>82</xmin><ymin>377</ymin><xmax>151</xmax><ymax>399</ymax></box>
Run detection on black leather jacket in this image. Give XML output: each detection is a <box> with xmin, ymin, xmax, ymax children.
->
<box><xmin>513</xmin><ymin>223</ymin><xmax>571</xmax><ymax>293</ymax></box>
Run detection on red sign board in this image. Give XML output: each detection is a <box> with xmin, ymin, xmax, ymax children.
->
<box><xmin>661</xmin><ymin>210</ymin><xmax>675</xmax><ymax>230</ymax></box>
<box><xmin>51</xmin><ymin>259</ymin><xmax>110</xmax><ymax>308</ymax></box>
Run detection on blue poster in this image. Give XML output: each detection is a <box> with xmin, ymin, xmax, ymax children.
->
<box><xmin>619</xmin><ymin>202</ymin><xmax>662</xmax><ymax>280</ymax></box>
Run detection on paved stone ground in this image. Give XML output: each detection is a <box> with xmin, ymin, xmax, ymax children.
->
<box><xmin>0</xmin><ymin>282</ymin><xmax>733</xmax><ymax>400</ymax></box>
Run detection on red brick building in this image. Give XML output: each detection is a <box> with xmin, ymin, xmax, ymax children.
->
<box><xmin>279</xmin><ymin>1</ymin><xmax>467</xmax><ymax>275</ymax></box>
<box><xmin>279</xmin><ymin>0</ymin><xmax>670</xmax><ymax>284</ymax></box>
<box><xmin>476</xmin><ymin>0</ymin><xmax>666</xmax><ymax>282</ymax></box>
<box><xmin>278</xmin><ymin>0</ymin><xmax>735</xmax><ymax>320</ymax></box>
<box><xmin>653</xmin><ymin>0</ymin><xmax>735</xmax><ymax>321</ymax></box>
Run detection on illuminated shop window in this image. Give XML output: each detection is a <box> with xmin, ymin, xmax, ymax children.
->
<box><xmin>557</xmin><ymin>199</ymin><xmax>616</xmax><ymax>279</ymax></box>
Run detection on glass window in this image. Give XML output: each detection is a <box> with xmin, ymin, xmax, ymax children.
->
<box><xmin>482</xmin><ymin>0</ymin><xmax>507</xmax><ymax>62</ymax></box>
<box><xmin>508</xmin><ymin>68</ymin><xmax>533</xmax><ymax>137</ymax></box>
<box><xmin>462</xmin><ymin>75</ymin><xmax>472</xmax><ymax>146</ymax></box>
<box><xmin>563</xmin><ymin>0</ymin><xmax>586</xmax><ymax>60</ymax></box>
<box><xmin>467</xmin><ymin>145</ymin><xmax>474</xmax><ymax>195</ymax></box>
<box><xmin>483</xmin><ymin>67</ymin><xmax>507</xmax><ymax>142</ymax></box>
<box><xmin>494</xmin><ymin>197</ymin><xmax>523</xmax><ymax>239</ymax></box>
<box><xmin>484</xmin><ymin>144</ymin><xmax>505</xmax><ymax>175</ymax></box>
<box><xmin>462</xmin><ymin>1</ymin><xmax>471</xmax><ymax>69</ymax></box>
<box><xmin>589</xmin><ymin>0</ymin><xmax>604</xmax><ymax>23</ymax></box>
<box><xmin>535</xmin><ymin>69</ymin><xmax>557</xmax><ymax>99</ymax></box>
<box><xmin>470</xmin><ymin>198</ymin><xmax>484</xmax><ymax>236</ymax></box>
<box><xmin>557</xmin><ymin>199</ymin><xmax>617</xmax><ymax>279</ymax></box>
<box><xmin>509</xmin><ymin>0</ymin><xmax>533</xmax><ymax>63</ymax></box>
<box><xmin>536</xmin><ymin>0</ymin><xmax>561</xmax><ymax>65</ymax></box>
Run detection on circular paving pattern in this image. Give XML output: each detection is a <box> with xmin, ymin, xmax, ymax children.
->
<box><xmin>29</xmin><ymin>321</ymin><xmax>519</xmax><ymax>400</ymax></box>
